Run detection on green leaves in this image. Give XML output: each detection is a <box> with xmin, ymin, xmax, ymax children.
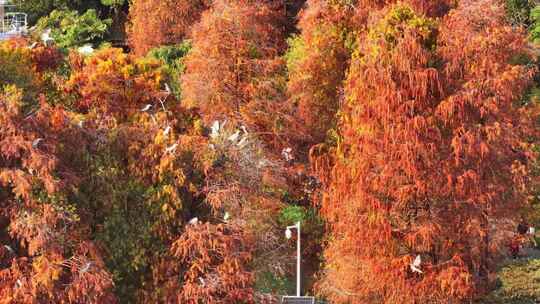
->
<box><xmin>36</xmin><ymin>9</ymin><xmax>112</xmax><ymax>49</ymax></box>
<box><xmin>530</xmin><ymin>6</ymin><xmax>540</xmax><ymax>44</ymax></box>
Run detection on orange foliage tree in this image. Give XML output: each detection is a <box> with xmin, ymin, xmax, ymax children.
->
<box><xmin>181</xmin><ymin>0</ymin><xmax>286</xmax><ymax>127</ymax></box>
<box><xmin>170</xmin><ymin>222</ymin><xmax>254</xmax><ymax>303</ymax></box>
<box><xmin>0</xmin><ymin>87</ymin><xmax>116</xmax><ymax>303</ymax></box>
<box><xmin>128</xmin><ymin>0</ymin><xmax>211</xmax><ymax>56</ymax></box>
<box><xmin>317</xmin><ymin>1</ymin><xmax>537</xmax><ymax>303</ymax></box>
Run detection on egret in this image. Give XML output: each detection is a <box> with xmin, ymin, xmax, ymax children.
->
<box><xmin>228</xmin><ymin>130</ymin><xmax>240</xmax><ymax>142</ymax></box>
<box><xmin>529</xmin><ymin>226</ymin><xmax>536</xmax><ymax>235</ymax></box>
<box><xmin>163</xmin><ymin>126</ymin><xmax>171</xmax><ymax>136</ymax></box>
<box><xmin>140</xmin><ymin>104</ymin><xmax>152</xmax><ymax>112</ymax></box>
<box><xmin>164</xmin><ymin>83</ymin><xmax>172</xmax><ymax>95</ymax></box>
<box><xmin>3</xmin><ymin>245</ymin><xmax>14</xmax><ymax>254</ymax></box>
<box><xmin>41</xmin><ymin>29</ymin><xmax>54</xmax><ymax>45</ymax></box>
<box><xmin>78</xmin><ymin>44</ymin><xmax>94</xmax><ymax>56</ymax></box>
<box><xmin>16</xmin><ymin>279</ymin><xmax>22</xmax><ymax>288</ymax></box>
<box><xmin>210</xmin><ymin>121</ymin><xmax>220</xmax><ymax>139</ymax></box>
<box><xmin>240</xmin><ymin>125</ymin><xmax>248</xmax><ymax>135</ymax></box>
<box><xmin>80</xmin><ymin>262</ymin><xmax>92</xmax><ymax>273</ymax></box>
<box><xmin>410</xmin><ymin>255</ymin><xmax>423</xmax><ymax>274</ymax></box>
<box><xmin>28</xmin><ymin>42</ymin><xmax>38</xmax><ymax>49</ymax></box>
<box><xmin>165</xmin><ymin>143</ymin><xmax>178</xmax><ymax>153</ymax></box>
<box><xmin>32</xmin><ymin>138</ymin><xmax>43</xmax><ymax>148</ymax></box>
<box><xmin>78</xmin><ymin>120</ymin><xmax>85</xmax><ymax>128</ymax></box>
<box><xmin>282</xmin><ymin>147</ymin><xmax>293</xmax><ymax>162</ymax></box>
<box><xmin>189</xmin><ymin>217</ymin><xmax>199</xmax><ymax>225</ymax></box>
<box><xmin>224</xmin><ymin>212</ymin><xmax>230</xmax><ymax>221</ymax></box>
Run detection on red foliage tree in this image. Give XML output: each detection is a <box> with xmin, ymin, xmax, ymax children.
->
<box><xmin>169</xmin><ymin>222</ymin><xmax>254</xmax><ymax>303</ymax></box>
<box><xmin>0</xmin><ymin>87</ymin><xmax>116</xmax><ymax>303</ymax></box>
<box><xmin>317</xmin><ymin>2</ymin><xmax>536</xmax><ymax>303</ymax></box>
<box><xmin>128</xmin><ymin>0</ymin><xmax>211</xmax><ymax>56</ymax></box>
<box><xmin>65</xmin><ymin>48</ymin><xmax>165</xmax><ymax>121</ymax></box>
<box><xmin>181</xmin><ymin>0</ymin><xmax>285</xmax><ymax>126</ymax></box>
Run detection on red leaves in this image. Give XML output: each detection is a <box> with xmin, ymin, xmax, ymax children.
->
<box><xmin>182</xmin><ymin>0</ymin><xmax>285</xmax><ymax>124</ymax></box>
<box><xmin>316</xmin><ymin>1</ymin><xmax>536</xmax><ymax>303</ymax></box>
<box><xmin>65</xmin><ymin>48</ymin><xmax>164</xmax><ymax>120</ymax></box>
<box><xmin>128</xmin><ymin>0</ymin><xmax>211</xmax><ymax>56</ymax></box>
<box><xmin>171</xmin><ymin>222</ymin><xmax>255</xmax><ymax>303</ymax></box>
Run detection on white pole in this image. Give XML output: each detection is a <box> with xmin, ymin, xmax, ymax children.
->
<box><xmin>296</xmin><ymin>221</ymin><xmax>301</xmax><ymax>297</ymax></box>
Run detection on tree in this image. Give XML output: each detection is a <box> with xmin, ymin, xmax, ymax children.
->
<box><xmin>285</xmin><ymin>0</ymin><xmax>356</xmax><ymax>153</ymax></box>
<box><xmin>317</xmin><ymin>2</ymin><xmax>536</xmax><ymax>303</ymax></box>
<box><xmin>170</xmin><ymin>222</ymin><xmax>254</xmax><ymax>303</ymax></box>
<box><xmin>65</xmin><ymin>47</ymin><xmax>165</xmax><ymax>121</ymax></box>
<box><xmin>13</xmin><ymin>0</ymin><xmax>105</xmax><ymax>24</ymax></box>
<box><xmin>127</xmin><ymin>0</ymin><xmax>211</xmax><ymax>56</ymax></box>
<box><xmin>35</xmin><ymin>9</ymin><xmax>112</xmax><ymax>49</ymax></box>
<box><xmin>0</xmin><ymin>86</ymin><xmax>116</xmax><ymax>303</ymax></box>
<box><xmin>181</xmin><ymin>0</ymin><xmax>285</xmax><ymax>123</ymax></box>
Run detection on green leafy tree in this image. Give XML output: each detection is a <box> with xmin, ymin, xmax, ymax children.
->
<box><xmin>35</xmin><ymin>9</ymin><xmax>112</xmax><ymax>49</ymax></box>
<box><xmin>13</xmin><ymin>0</ymin><xmax>104</xmax><ymax>24</ymax></box>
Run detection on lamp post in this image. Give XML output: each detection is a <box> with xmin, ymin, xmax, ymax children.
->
<box><xmin>285</xmin><ymin>221</ymin><xmax>301</xmax><ymax>297</ymax></box>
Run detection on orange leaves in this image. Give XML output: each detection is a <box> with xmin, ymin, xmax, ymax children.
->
<box><xmin>171</xmin><ymin>222</ymin><xmax>255</xmax><ymax>303</ymax></box>
<box><xmin>182</xmin><ymin>0</ymin><xmax>285</xmax><ymax>125</ymax></box>
<box><xmin>128</xmin><ymin>0</ymin><xmax>211</xmax><ymax>56</ymax></box>
<box><xmin>65</xmin><ymin>48</ymin><xmax>164</xmax><ymax>120</ymax></box>
<box><xmin>317</xmin><ymin>1</ymin><xmax>536</xmax><ymax>303</ymax></box>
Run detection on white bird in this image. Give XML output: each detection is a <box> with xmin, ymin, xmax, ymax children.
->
<box><xmin>228</xmin><ymin>130</ymin><xmax>240</xmax><ymax>142</ymax></box>
<box><xmin>281</xmin><ymin>147</ymin><xmax>294</xmax><ymax>162</ymax></box>
<box><xmin>3</xmin><ymin>245</ymin><xmax>14</xmax><ymax>254</ymax></box>
<box><xmin>32</xmin><ymin>138</ymin><xmax>43</xmax><ymax>148</ymax></box>
<box><xmin>40</xmin><ymin>28</ymin><xmax>54</xmax><ymax>45</ymax></box>
<box><xmin>165</xmin><ymin>143</ymin><xmax>178</xmax><ymax>153</ymax></box>
<box><xmin>27</xmin><ymin>42</ymin><xmax>38</xmax><ymax>49</ymax></box>
<box><xmin>210</xmin><ymin>120</ymin><xmax>220</xmax><ymax>139</ymax></box>
<box><xmin>78</xmin><ymin>44</ymin><xmax>94</xmax><ymax>56</ymax></box>
<box><xmin>140</xmin><ymin>104</ymin><xmax>152</xmax><ymax>112</ymax></box>
<box><xmin>529</xmin><ymin>226</ymin><xmax>536</xmax><ymax>235</ymax></box>
<box><xmin>223</xmin><ymin>212</ymin><xmax>230</xmax><ymax>221</ymax></box>
<box><xmin>80</xmin><ymin>262</ymin><xmax>92</xmax><ymax>273</ymax></box>
<box><xmin>78</xmin><ymin>120</ymin><xmax>85</xmax><ymax>128</ymax></box>
<box><xmin>15</xmin><ymin>279</ymin><xmax>22</xmax><ymax>288</ymax></box>
<box><xmin>163</xmin><ymin>126</ymin><xmax>171</xmax><ymax>136</ymax></box>
<box><xmin>189</xmin><ymin>217</ymin><xmax>199</xmax><ymax>225</ymax></box>
<box><xmin>164</xmin><ymin>83</ymin><xmax>171</xmax><ymax>95</ymax></box>
<box><xmin>199</xmin><ymin>277</ymin><xmax>205</xmax><ymax>286</ymax></box>
<box><xmin>240</xmin><ymin>125</ymin><xmax>248</xmax><ymax>135</ymax></box>
<box><xmin>410</xmin><ymin>255</ymin><xmax>423</xmax><ymax>274</ymax></box>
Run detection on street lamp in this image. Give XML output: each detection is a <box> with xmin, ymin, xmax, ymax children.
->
<box><xmin>285</xmin><ymin>221</ymin><xmax>301</xmax><ymax>297</ymax></box>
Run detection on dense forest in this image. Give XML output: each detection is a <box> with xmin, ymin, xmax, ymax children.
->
<box><xmin>1</xmin><ymin>0</ymin><xmax>540</xmax><ymax>303</ymax></box>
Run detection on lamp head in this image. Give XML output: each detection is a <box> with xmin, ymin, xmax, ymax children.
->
<box><xmin>285</xmin><ymin>228</ymin><xmax>292</xmax><ymax>239</ymax></box>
